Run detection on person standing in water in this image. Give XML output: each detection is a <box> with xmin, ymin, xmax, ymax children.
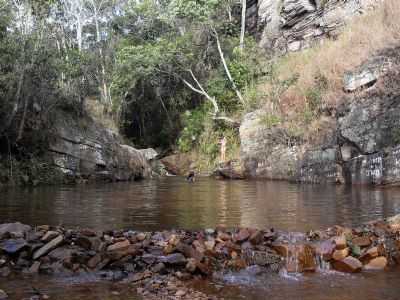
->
<box><xmin>220</xmin><ymin>136</ymin><xmax>227</xmax><ymax>163</ymax></box>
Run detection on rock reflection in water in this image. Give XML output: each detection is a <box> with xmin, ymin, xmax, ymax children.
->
<box><xmin>1</xmin><ymin>178</ymin><xmax>400</xmax><ymax>232</ymax></box>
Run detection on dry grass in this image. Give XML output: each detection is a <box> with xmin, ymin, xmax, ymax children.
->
<box><xmin>263</xmin><ymin>0</ymin><xmax>400</xmax><ymax>113</ymax></box>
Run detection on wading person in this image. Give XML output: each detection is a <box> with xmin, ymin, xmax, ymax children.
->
<box><xmin>186</xmin><ymin>170</ymin><xmax>195</xmax><ymax>182</ymax></box>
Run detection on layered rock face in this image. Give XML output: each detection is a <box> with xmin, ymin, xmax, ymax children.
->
<box><xmin>247</xmin><ymin>0</ymin><xmax>382</xmax><ymax>53</ymax></box>
<box><xmin>240</xmin><ymin>46</ymin><xmax>400</xmax><ymax>185</ymax></box>
<box><xmin>49</xmin><ymin>112</ymin><xmax>151</xmax><ymax>182</ymax></box>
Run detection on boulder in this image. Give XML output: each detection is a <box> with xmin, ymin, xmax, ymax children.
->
<box><xmin>333</xmin><ymin>235</ymin><xmax>347</xmax><ymax>250</ymax></box>
<box><xmin>352</xmin><ymin>236</ymin><xmax>371</xmax><ymax>247</ymax></box>
<box><xmin>41</xmin><ymin>231</ymin><xmax>60</xmax><ymax>242</ymax></box>
<box><xmin>344</xmin><ymin>56</ymin><xmax>391</xmax><ymax>92</ymax></box>
<box><xmin>316</xmin><ymin>240</ymin><xmax>336</xmax><ymax>260</ymax></box>
<box><xmin>160</xmin><ymin>154</ymin><xmax>192</xmax><ymax>176</ymax></box>
<box><xmin>364</xmin><ymin>256</ymin><xmax>388</xmax><ymax>270</ymax></box>
<box><xmin>214</xmin><ymin>160</ymin><xmax>245</xmax><ymax>180</ymax></box>
<box><xmin>234</xmin><ymin>229</ymin><xmax>250</xmax><ymax>243</ymax></box>
<box><xmin>138</xmin><ymin>148</ymin><xmax>158</xmax><ymax>161</ymax></box>
<box><xmin>159</xmin><ymin>253</ymin><xmax>187</xmax><ymax>266</ymax></box>
<box><xmin>33</xmin><ymin>235</ymin><xmax>64</xmax><ymax>260</ymax></box>
<box><xmin>107</xmin><ymin>240</ymin><xmax>130</xmax><ymax>252</ymax></box>
<box><xmin>0</xmin><ymin>289</ymin><xmax>7</xmax><ymax>300</ymax></box>
<box><xmin>332</xmin><ymin>248</ymin><xmax>350</xmax><ymax>261</ymax></box>
<box><xmin>359</xmin><ymin>246</ymin><xmax>379</xmax><ymax>264</ymax></box>
<box><xmin>332</xmin><ymin>256</ymin><xmax>362</xmax><ymax>273</ymax></box>
<box><xmin>49</xmin><ymin>112</ymin><xmax>150</xmax><ymax>182</ymax></box>
<box><xmin>297</xmin><ymin>245</ymin><xmax>317</xmax><ymax>272</ymax></box>
<box><xmin>0</xmin><ymin>223</ymin><xmax>31</xmax><ymax>239</ymax></box>
<box><xmin>0</xmin><ymin>239</ymin><xmax>27</xmax><ymax>254</ymax></box>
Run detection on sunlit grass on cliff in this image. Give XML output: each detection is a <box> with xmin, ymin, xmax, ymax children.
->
<box><xmin>261</xmin><ymin>0</ymin><xmax>400</xmax><ymax>116</ymax></box>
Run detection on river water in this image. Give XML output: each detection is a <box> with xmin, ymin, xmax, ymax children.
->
<box><xmin>1</xmin><ymin>177</ymin><xmax>400</xmax><ymax>299</ymax></box>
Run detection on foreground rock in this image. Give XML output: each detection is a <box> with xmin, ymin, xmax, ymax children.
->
<box><xmin>0</xmin><ymin>214</ymin><xmax>399</xmax><ymax>299</ymax></box>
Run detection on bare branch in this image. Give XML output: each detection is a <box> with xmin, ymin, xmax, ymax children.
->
<box><xmin>212</xmin><ymin>27</ymin><xmax>245</xmax><ymax>105</ymax></box>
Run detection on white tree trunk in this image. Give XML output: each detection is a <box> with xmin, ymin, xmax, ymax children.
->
<box><xmin>240</xmin><ymin>0</ymin><xmax>246</xmax><ymax>51</ymax></box>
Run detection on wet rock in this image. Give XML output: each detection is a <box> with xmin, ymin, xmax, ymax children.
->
<box><xmin>107</xmin><ymin>245</ymin><xmax>139</xmax><ymax>261</ymax></box>
<box><xmin>359</xmin><ymin>246</ymin><xmax>379</xmax><ymax>264</ymax></box>
<box><xmin>333</xmin><ymin>235</ymin><xmax>347</xmax><ymax>250</ymax></box>
<box><xmin>160</xmin><ymin>253</ymin><xmax>186</xmax><ymax>266</ymax></box>
<box><xmin>28</xmin><ymin>261</ymin><xmax>41</xmax><ymax>274</ymax></box>
<box><xmin>316</xmin><ymin>240</ymin><xmax>336</xmax><ymax>261</ymax></box>
<box><xmin>204</xmin><ymin>239</ymin><xmax>215</xmax><ymax>252</ymax></box>
<box><xmin>76</xmin><ymin>236</ymin><xmax>101</xmax><ymax>251</ymax></box>
<box><xmin>352</xmin><ymin>236</ymin><xmax>371</xmax><ymax>247</ymax></box>
<box><xmin>272</xmin><ymin>243</ymin><xmax>290</xmax><ymax>257</ymax></box>
<box><xmin>41</xmin><ymin>231</ymin><xmax>60</xmax><ymax>242</ymax></box>
<box><xmin>297</xmin><ymin>245</ymin><xmax>317</xmax><ymax>272</ymax></box>
<box><xmin>0</xmin><ymin>289</ymin><xmax>8</xmax><ymax>300</ymax></box>
<box><xmin>0</xmin><ymin>266</ymin><xmax>10</xmax><ymax>278</ymax></box>
<box><xmin>332</xmin><ymin>248</ymin><xmax>350</xmax><ymax>261</ymax></box>
<box><xmin>33</xmin><ymin>235</ymin><xmax>64</xmax><ymax>260</ymax></box>
<box><xmin>87</xmin><ymin>253</ymin><xmax>102</xmax><ymax>269</ymax></box>
<box><xmin>185</xmin><ymin>258</ymin><xmax>197</xmax><ymax>273</ymax></box>
<box><xmin>152</xmin><ymin>262</ymin><xmax>166</xmax><ymax>273</ymax></box>
<box><xmin>0</xmin><ymin>238</ymin><xmax>27</xmax><ymax>254</ymax></box>
<box><xmin>332</xmin><ymin>256</ymin><xmax>362</xmax><ymax>273</ymax></box>
<box><xmin>0</xmin><ymin>223</ymin><xmax>31</xmax><ymax>239</ymax></box>
<box><xmin>364</xmin><ymin>256</ymin><xmax>388</xmax><ymax>270</ymax></box>
<box><xmin>249</xmin><ymin>230</ymin><xmax>263</xmax><ymax>245</ymax></box>
<box><xmin>107</xmin><ymin>240</ymin><xmax>130</xmax><ymax>252</ymax></box>
<box><xmin>48</xmin><ymin>247</ymin><xmax>74</xmax><ymax>262</ymax></box>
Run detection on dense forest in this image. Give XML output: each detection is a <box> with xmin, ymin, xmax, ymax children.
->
<box><xmin>0</xmin><ymin>0</ymin><xmax>266</xmax><ymax>166</ymax></box>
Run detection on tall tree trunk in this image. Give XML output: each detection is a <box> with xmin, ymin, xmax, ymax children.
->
<box><xmin>240</xmin><ymin>0</ymin><xmax>247</xmax><ymax>51</ymax></box>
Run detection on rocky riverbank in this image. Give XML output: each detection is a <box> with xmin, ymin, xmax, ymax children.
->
<box><xmin>0</xmin><ymin>215</ymin><xmax>400</xmax><ymax>299</ymax></box>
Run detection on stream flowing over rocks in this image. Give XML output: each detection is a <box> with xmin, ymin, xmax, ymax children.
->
<box><xmin>0</xmin><ymin>215</ymin><xmax>399</xmax><ymax>299</ymax></box>
<box><xmin>240</xmin><ymin>46</ymin><xmax>400</xmax><ymax>186</ymax></box>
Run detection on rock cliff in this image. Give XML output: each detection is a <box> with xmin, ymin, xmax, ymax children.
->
<box><xmin>240</xmin><ymin>46</ymin><xmax>400</xmax><ymax>186</ymax></box>
<box><xmin>48</xmin><ymin>112</ymin><xmax>151</xmax><ymax>183</ymax></box>
<box><xmin>247</xmin><ymin>0</ymin><xmax>382</xmax><ymax>53</ymax></box>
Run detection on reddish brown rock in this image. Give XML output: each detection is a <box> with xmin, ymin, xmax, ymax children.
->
<box><xmin>364</xmin><ymin>257</ymin><xmax>388</xmax><ymax>270</ymax></box>
<box><xmin>107</xmin><ymin>245</ymin><xmax>139</xmax><ymax>261</ymax></box>
<box><xmin>234</xmin><ymin>229</ymin><xmax>250</xmax><ymax>243</ymax></box>
<box><xmin>107</xmin><ymin>240</ymin><xmax>130</xmax><ymax>252</ymax></box>
<box><xmin>333</xmin><ymin>235</ymin><xmax>347</xmax><ymax>250</ymax></box>
<box><xmin>87</xmin><ymin>254</ymin><xmax>102</xmax><ymax>269</ymax></box>
<box><xmin>272</xmin><ymin>244</ymin><xmax>290</xmax><ymax>257</ymax></box>
<box><xmin>352</xmin><ymin>236</ymin><xmax>371</xmax><ymax>247</ymax></box>
<box><xmin>332</xmin><ymin>248</ymin><xmax>350</xmax><ymax>261</ymax></box>
<box><xmin>359</xmin><ymin>246</ymin><xmax>379</xmax><ymax>264</ymax></box>
<box><xmin>332</xmin><ymin>256</ymin><xmax>362</xmax><ymax>273</ymax></box>
<box><xmin>297</xmin><ymin>245</ymin><xmax>317</xmax><ymax>272</ymax></box>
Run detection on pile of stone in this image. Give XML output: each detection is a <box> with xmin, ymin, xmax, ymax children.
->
<box><xmin>0</xmin><ymin>215</ymin><xmax>399</xmax><ymax>299</ymax></box>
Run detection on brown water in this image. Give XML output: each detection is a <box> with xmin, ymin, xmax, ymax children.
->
<box><xmin>1</xmin><ymin>177</ymin><xmax>400</xmax><ymax>232</ymax></box>
<box><xmin>1</xmin><ymin>177</ymin><xmax>400</xmax><ymax>300</ymax></box>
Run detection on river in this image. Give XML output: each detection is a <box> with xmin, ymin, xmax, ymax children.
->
<box><xmin>1</xmin><ymin>178</ymin><xmax>400</xmax><ymax>299</ymax></box>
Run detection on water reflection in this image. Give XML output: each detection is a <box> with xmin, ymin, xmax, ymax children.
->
<box><xmin>1</xmin><ymin>178</ymin><xmax>400</xmax><ymax>231</ymax></box>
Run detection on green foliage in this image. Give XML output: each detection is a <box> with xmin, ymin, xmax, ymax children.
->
<box><xmin>305</xmin><ymin>72</ymin><xmax>328</xmax><ymax>115</ymax></box>
<box><xmin>169</xmin><ymin>0</ymin><xmax>219</xmax><ymax>22</ymax></box>
<box><xmin>259</xmin><ymin>114</ymin><xmax>282</xmax><ymax>129</ymax></box>
<box><xmin>178</xmin><ymin>107</ymin><xmax>208</xmax><ymax>152</ymax></box>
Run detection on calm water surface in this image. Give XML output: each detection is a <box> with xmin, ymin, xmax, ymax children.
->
<box><xmin>1</xmin><ymin>177</ymin><xmax>400</xmax><ymax>231</ymax></box>
<box><xmin>1</xmin><ymin>178</ymin><xmax>400</xmax><ymax>300</ymax></box>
